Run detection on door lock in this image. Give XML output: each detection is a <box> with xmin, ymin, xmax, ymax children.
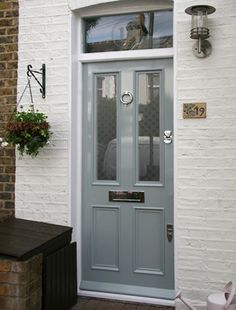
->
<box><xmin>167</xmin><ymin>224</ymin><xmax>174</xmax><ymax>242</ymax></box>
<box><xmin>164</xmin><ymin>130</ymin><xmax>173</xmax><ymax>144</ymax></box>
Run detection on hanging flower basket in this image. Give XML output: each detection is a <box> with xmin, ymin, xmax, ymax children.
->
<box><xmin>4</xmin><ymin>108</ymin><xmax>52</xmax><ymax>157</ymax></box>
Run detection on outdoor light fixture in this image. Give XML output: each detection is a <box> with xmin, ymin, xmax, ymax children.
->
<box><xmin>185</xmin><ymin>5</ymin><xmax>216</xmax><ymax>58</ymax></box>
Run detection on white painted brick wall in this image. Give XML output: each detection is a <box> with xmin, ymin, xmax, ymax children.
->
<box><xmin>175</xmin><ymin>0</ymin><xmax>236</xmax><ymax>308</ymax></box>
<box><xmin>16</xmin><ymin>0</ymin><xmax>236</xmax><ymax>307</ymax></box>
<box><xmin>69</xmin><ymin>0</ymin><xmax>119</xmax><ymax>10</ymax></box>
<box><xmin>16</xmin><ymin>0</ymin><xmax>71</xmax><ymax>225</ymax></box>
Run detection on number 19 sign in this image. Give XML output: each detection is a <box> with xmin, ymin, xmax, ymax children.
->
<box><xmin>183</xmin><ymin>102</ymin><xmax>207</xmax><ymax>119</ymax></box>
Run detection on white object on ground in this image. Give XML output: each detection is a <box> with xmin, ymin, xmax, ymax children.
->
<box><xmin>175</xmin><ymin>291</ymin><xmax>198</xmax><ymax>310</ymax></box>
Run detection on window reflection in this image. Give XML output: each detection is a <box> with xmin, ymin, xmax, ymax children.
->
<box><xmin>122</xmin><ymin>13</ymin><xmax>149</xmax><ymax>50</ymax></box>
<box><xmin>85</xmin><ymin>10</ymin><xmax>173</xmax><ymax>53</ymax></box>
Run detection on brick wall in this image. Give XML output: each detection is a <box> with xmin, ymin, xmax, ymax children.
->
<box><xmin>0</xmin><ymin>0</ymin><xmax>19</xmax><ymax>218</ymax></box>
<box><xmin>0</xmin><ymin>254</ymin><xmax>42</xmax><ymax>310</ymax></box>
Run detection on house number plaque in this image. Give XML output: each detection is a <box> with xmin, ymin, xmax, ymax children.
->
<box><xmin>183</xmin><ymin>102</ymin><xmax>207</xmax><ymax>119</ymax></box>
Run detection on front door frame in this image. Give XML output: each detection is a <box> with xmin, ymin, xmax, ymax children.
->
<box><xmin>70</xmin><ymin>2</ymin><xmax>175</xmax><ymax>307</ymax></box>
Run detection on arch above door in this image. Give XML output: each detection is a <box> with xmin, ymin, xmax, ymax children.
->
<box><xmin>69</xmin><ymin>0</ymin><xmax>173</xmax><ymax>14</ymax></box>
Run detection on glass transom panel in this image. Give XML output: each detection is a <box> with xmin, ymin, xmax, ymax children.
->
<box><xmin>84</xmin><ymin>10</ymin><xmax>173</xmax><ymax>53</ymax></box>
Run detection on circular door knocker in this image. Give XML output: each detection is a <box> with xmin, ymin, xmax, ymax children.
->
<box><xmin>120</xmin><ymin>91</ymin><xmax>133</xmax><ymax>106</ymax></box>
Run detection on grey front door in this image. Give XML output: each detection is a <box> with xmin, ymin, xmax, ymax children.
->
<box><xmin>81</xmin><ymin>59</ymin><xmax>174</xmax><ymax>299</ymax></box>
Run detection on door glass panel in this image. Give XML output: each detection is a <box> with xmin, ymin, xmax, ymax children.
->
<box><xmin>84</xmin><ymin>10</ymin><xmax>173</xmax><ymax>53</ymax></box>
<box><xmin>96</xmin><ymin>74</ymin><xmax>117</xmax><ymax>181</ymax></box>
<box><xmin>137</xmin><ymin>72</ymin><xmax>160</xmax><ymax>182</ymax></box>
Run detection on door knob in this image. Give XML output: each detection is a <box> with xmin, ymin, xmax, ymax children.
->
<box><xmin>164</xmin><ymin>130</ymin><xmax>173</xmax><ymax>144</ymax></box>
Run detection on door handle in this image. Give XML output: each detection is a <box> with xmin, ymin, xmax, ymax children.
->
<box><xmin>167</xmin><ymin>224</ymin><xmax>174</xmax><ymax>242</ymax></box>
<box><xmin>164</xmin><ymin>130</ymin><xmax>173</xmax><ymax>144</ymax></box>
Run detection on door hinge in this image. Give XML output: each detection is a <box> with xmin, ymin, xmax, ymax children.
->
<box><xmin>167</xmin><ymin>224</ymin><xmax>174</xmax><ymax>242</ymax></box>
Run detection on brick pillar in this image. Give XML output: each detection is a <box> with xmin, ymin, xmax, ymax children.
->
<box><xmin>0</xmin><ymin>0</ymin><xmax>18</xmax><ymax>217</ymax></box>
<box><xmin>0</xmin><ymin>255</ymin><xmax>42</xmax><ymax>310</ymax></box>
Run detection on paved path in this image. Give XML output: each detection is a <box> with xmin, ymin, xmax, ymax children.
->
<box><xmin>72</xmin><ymin>297</ymin><xmax>175</xmax><ymax>310</ymax></box>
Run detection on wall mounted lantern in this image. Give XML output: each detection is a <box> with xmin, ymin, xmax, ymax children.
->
<box><xmin>185</xmin><ymin>5</ymin><xmax>216</xmax><ymax>58</ymax></box>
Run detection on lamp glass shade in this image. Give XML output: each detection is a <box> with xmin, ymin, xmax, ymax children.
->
<box><xmin>191</xmin><ymin>9</ymin><xmax>208</xmax><ymax>29</ymax></box>
<box><xmin>190</xmin><ymin>8</ymin><xmax>209</xmax><ymax>39</ymax></box>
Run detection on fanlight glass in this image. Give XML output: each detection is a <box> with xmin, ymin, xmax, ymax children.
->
<box><xmin>84</xmin><ymin>10</ymin><xmax>173</xmax><ymax>53</ymax></box>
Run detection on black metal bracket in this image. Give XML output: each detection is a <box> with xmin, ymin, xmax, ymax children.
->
<box><xmin>27</xmin><ymin>64</ymin><xmax>46</xmax><ymax>99</ymax></box>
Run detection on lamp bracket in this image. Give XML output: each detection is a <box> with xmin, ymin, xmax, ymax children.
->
<box><xmin>27</xmin><ymin>64</ymin><xmax>46</xmax><ymax>99</ymax></box>
<box><xmin>193</xmin><ymin>39</ymin><xmax>212</xmax><ymax>58</ymax></box>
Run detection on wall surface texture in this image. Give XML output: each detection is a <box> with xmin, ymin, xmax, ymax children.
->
<box><xmin>175</xmin><ymin>0</ymin><xmax>236</xmax><ymax>306</ymax></box>
<box><xmin>16</xmin><ymin>0</ymin><xmax>236</xmax><ymax>307</ymax></box>
<box><xmin>0</xmin><ymin>0</ymin><xmax>18</xmax><ymax>218</ymax></box>
<box><xmin>16</xmin><ymin>0</ymin><xmax>71</xmax><ymax>225</ymax></box>
<box><xmin>0</xmin><ymin>254</ymin><xmax>42</xmax><ymax>310</ymax></box>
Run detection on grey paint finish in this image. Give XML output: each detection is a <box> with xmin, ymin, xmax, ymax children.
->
<box><xmin>91</xmin><ymin>206</ymin><xmax>120</xmax><ymax>271</ymax></box>
<box><xmin>80</xmin><ymin>281</ymin><xmax>175</xmax><ymax>300</ymax></box>
<box><xmin>134</xmin><ymin>208</ymin><xmax>164</xmax><ymax>275</ymax></box>
<box><xmin>82</xmin><ymin>59</ymin><xmax>174</xmax><ymax>299</ymax></box>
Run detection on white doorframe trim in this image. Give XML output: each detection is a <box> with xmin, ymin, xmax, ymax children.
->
<box><xmin>70</xmin><ymin>2</ymin><xmax>176</xmax><ymax>305</ymax></box>
<box><xmin>78</xmin><ymin>48</ymin><xmax>174</xmax><ymax>63</ymax></box>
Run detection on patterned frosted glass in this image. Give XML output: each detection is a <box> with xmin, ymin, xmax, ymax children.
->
<box><xmin>96</xmin><ymin>75</ymin><xmax>117</xmax><ymax>181</ymax></box>
<box><xmin>137</xmin><ymin>72</ymin><xmax>160</xmax><ymax>182</ymax></box>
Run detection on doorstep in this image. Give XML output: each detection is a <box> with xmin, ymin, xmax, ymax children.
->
<box><xmin>72</xmin><ymin>297</ymin><xmax>175</xmax><ymax>309</ymax></box>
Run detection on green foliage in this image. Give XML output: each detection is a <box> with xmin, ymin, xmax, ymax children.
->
<box><xmin>5</xmin><ymin>109</ymin><xmax>52</xmax><ymax>157</ymax></box>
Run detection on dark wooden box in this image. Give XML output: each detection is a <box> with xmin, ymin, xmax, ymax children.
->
<box><xmin>0</xmin><ymin>218</ymin><xmax>77</xmax><ymax>310</ymax></box>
